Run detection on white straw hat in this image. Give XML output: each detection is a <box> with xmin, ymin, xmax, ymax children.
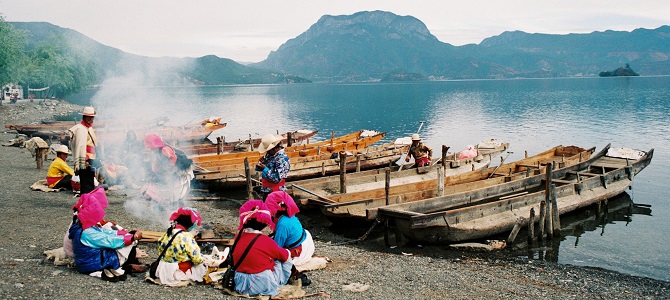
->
<box><xmin>81</xmin><ymin>106</ymin><xmax>97</xmax><ymax>116</ymax></box>
<box><xmin>411</xmin><ymin>133</ymin><xmax>421</xmax><ymax>141</ymax></box>
<box><xmin>257</xmin><ymin>134</ymin><xmax>283</xmax><ymax>153</ymax></box>
<box><xmin>54</xmin><ymin>144</ymin><xmax>71</xmax><ymax>154</ymax></box>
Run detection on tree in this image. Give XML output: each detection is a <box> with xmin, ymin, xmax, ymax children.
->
<box><xmin>0</xmin><ymin>17</ymin><xmax>28</xmax><ymax>85</ymax></box>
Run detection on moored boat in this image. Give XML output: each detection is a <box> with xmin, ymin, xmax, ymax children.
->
<box><xmin>307</xmin><ymin>144</ymin><xmax>590</xmax><ymax>220</ymax></box>
<box><xmin>181</xmin><ymin>129</ymin><xmax>319</xmax><ymax>155</ymax></box>
<box><xmin>375</xmin><ymin>145</ymin><xmax>653</xmax><ymax>244</ymax></box>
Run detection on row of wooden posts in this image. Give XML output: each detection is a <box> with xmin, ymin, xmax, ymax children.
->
<box><xmin>507</xmin><ymin>161</ymin><xmax>562</xmax><ymax>244</ymax></box>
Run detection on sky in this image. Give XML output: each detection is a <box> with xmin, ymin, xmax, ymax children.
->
<box><xmin>1</xmin><ymin>0</ymin><xmax>669</xmax><ymax>63</ymax></box>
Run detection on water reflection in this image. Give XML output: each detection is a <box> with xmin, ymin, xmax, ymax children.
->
<box><xmin>519</xmin><ymin>192</ymin><xmax>651</xmax><ymax>263</ymax></box>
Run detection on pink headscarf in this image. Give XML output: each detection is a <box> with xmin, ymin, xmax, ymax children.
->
<box><xmin>238</xmin><ymin>200</ymin><xmax>274</xmax><ymax>230</ymax></box>
<box><xmin>265</xmin><ymin>191</ymin><xmax>300</xmax><ymax>217</ymax></box>
<box><xmin>169</xmin><ymin>207</ymin><xmax>202</xmax><ymax>227</ymax></box>
<box><xmin>72</xmin><ymin>187</ymin><xmax>108</xmax><ymax>230</ymax></box>
<box><xmin>144</xmin><ymin>134</ymin><xmax>165</xmax><ymax>149</ymax></box>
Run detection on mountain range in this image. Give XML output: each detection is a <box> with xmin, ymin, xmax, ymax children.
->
<box><xmin>11</xmin><ymin>11</ymin><xmax>670</xmax><ymax>84</ymax></box>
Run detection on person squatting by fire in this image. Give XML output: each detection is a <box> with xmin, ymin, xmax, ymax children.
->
<box><xmin>66</xmin><ymin>187</ymin><xmax>148</xmax><ymax>282</ymax></box>
<box><xmin>141</xmin><ymin>133</ymin><xmax>194</xmax><ymax>205</ymax></box>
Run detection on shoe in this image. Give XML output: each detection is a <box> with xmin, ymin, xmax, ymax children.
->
<box><xmin>127</xmin><ymin>263</ymin><xmax>149</xmax><ymax>273</ymax></box>
<box><xmin>296</xmin><ymin>273</ymin><xmax>311</xmax><ymax>286</ymax></box>
<box><xmin>101</xmin><ymin>269</ymin><xmax>120</xmax><ymax>282</ymax></box>
<box><xmin>109</xmin><ymin>269</ymin><xmax>127</xmax><ymax>281</ymax></box>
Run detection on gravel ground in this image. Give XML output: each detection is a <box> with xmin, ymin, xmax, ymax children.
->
<box><xmin>1</xmin><ymin>102</ymin><xmax>669</xmax><ymax>300</ymax></box>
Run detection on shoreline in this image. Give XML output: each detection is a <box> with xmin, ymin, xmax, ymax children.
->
<box><xmin>1</xmin><ymin>102</ymin><xmax>668</xmax><ymax>299</ymax></box>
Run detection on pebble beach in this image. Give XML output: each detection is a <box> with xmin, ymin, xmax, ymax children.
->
<box><xmin>1</xmin><ymin>101</ymin><xmax>668</xmax><ymax>300</ymax></box>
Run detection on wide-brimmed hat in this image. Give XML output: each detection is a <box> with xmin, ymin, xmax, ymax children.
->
<box><xmin>257</xmin><ymin>133</ymin><xmax>283</xmax><ymax>153</ymax></box>
<box><xmin>411</xmin><ymin>133</ymin><xmax>421</xmax><ymax>141</ymax></box>
<box><xmin>238</xmin><ymin>200</ymin><xmax>274</xmax><ymax>230</ymax></box>
<box><xmin>54</xmin><ymin>144</ymin><xmax>71</xmax><ymax>154</ymax></box>
<box><xmin>80</xmin><ymin>106</ymin><xmax>97</xmax><ymax>117</ymax></box>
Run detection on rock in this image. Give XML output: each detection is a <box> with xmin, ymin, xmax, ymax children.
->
<box><xmin>342</xmin><ymin>282</ymin><xmax>370</xmax><ymax>292</ymax></box>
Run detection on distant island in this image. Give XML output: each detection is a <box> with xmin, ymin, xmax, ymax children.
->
<box><xmin>599</xmin><ymin>64</ymin><xmax>640</xmax><ymax>77</ymax></box>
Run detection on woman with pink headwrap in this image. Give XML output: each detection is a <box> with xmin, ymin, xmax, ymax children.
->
<box><xmin>68</xmin><ymin>187</ymin><xmax>146</xmax><ymax>282</ymax></box>
<box><xmin>154</xmin><ymin>207</ymin><xmax>207</xmax><ymax>286</ymax></box>
<box><xmin>265</xmin><ymin>191</ymin><xmax>314</xmax><ymax>286</ymax></box>
<box><xmin>231</xmin><ymin>200</ymin><xmax>292</xmax><ymax>296</ymax></box>
<box><xmin>142</xmin><ymin>133</ymin><xmax>194</xmax><ymax>204</ymax></box>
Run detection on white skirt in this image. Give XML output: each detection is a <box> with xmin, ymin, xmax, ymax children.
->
<box><xmin>292</xmin><ymin>230</ymin><xmax>315</xmax><ymax>267</ymax></box>
<box><xmin>155</xmin><ymin>260</ymin><xmax>207</xmax><ymax>286</ymax></box>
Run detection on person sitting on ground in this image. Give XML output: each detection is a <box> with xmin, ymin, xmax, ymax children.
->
<box><xmin>405</xmin><ymin>133</ymin><xmax>433</xmax><ymax>167</ymax></box>
<box><xmin>232</xmin><ymin>200</ymin><xmax>292</xmax><ymax>296</ymax></box>
<box><xmin>68</xmin><ymin>187</ymin><xmax>147</xmax><ymax>282</ymax></box>
<box><xmin>46</xmin><ymin>144</ymin><xmax>75</xmax><ymax>190</ymax></box>
<box><xmin>255</xmin><ymin>134</ymin><xmax>291</xmax><ymax>200</ymax></box>
<box><xmin>265</xmin><ymin>191</ymin><xmax>314</xmax><ymax>286</ymax></box>
<box><xmin>154</xmin><ymin>207</ymin><xmax>207</xmax><ymax>286</ymax></box>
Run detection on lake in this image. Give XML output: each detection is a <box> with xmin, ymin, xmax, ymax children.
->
<box><xmin>67</xmin><ymin>76</ymin><xmax>670</xmax><ymax>282</ymax></box>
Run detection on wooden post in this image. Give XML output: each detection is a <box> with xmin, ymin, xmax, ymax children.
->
<box><xmin>551</xmin><ymin>184</ymin><xmax>561</xmax><ymax>236</ymax></box>
<box><xmin>36</xmin><ymin>147</ymin><xmax>48</xmax><ymax>170</ymax></box>
<box><xmin>331</xmin><ymin>131</ymin><xmax>334</xmax><ymax>146</ymax></box>
<box><xmin>437</xmin><ymin>167</ymin><xmax>445</xmax><ymax>197</ymax></box>
<box><xmin>507</xmin><ymin>219</ymin><xmax>523</xmax><ymax>243</ymax></box>
<box><xmin>538</xmin><ymin>200</ymin><xmax>546</xmax><ymax>240</ymax></box>
<box><xmin>441</xmin><ymin>145</ymin><xmax>448</xmax><ymax>170</ymax></box>
<box><xmin>216</xmin><ymin>136</ymin><xmax>223</xmax><ymax>155</ymax></box>
<box><xmin>339</xmin><ymin>151</ymin><xmax>347</xmax><ymax>194</ymax></box>
<box><xmin>244</xmin><ymin>158</ymin><xmax>253</xmax><ymax>200</ymax></box>
<box><xmin>545</xmin><ymin>162</ymin><xmax>554</xmax><ymax>239</ymax></box>
<box><xmin>385</xmin><ymin>168</ymin><xmax>391</xmax><ymax>206</ymax></box>
<box><xmin>356</xmin><ymin>154</ymin><xmax>362</xmax><ymax>172</ymax></box>
<box><xmin>528</xmin><ymin>208</ymin><xmax>536</xmax><ymax>243</ymax></box>
<box><xmin>524</xmin><ymin>150</ymin><xmax>528</xmax><ymax>158</ymax></box>
<box><xmin>286</xmin><ymin>131</ymin><xmax>293</xmax><ymax>147</ymax></box>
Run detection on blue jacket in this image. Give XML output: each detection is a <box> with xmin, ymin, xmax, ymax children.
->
<box><xmin>273</xmin><ymin>215</ymin><xmax>306</xmax><ymax>249</ymax></box>
<box><xmin>68</xmin><ymin>221</ymin><xmax>121</xmax><ymax>274</ymax></box>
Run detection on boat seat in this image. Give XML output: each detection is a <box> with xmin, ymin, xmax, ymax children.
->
<box><xmin>567</xmin><ymin>171</ymin><xmax>600</xmax><ymax>177</ymax></box>
<box><xmin>551</xmin><ymin>179</ymin><xmax>574</xmax><ymax>184</ymax></box>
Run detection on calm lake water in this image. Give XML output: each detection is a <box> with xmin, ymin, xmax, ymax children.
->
<box><xmin>67</xmin><ymin>76</ymin><xmax>670</xmax><ymax>282</ymax></box>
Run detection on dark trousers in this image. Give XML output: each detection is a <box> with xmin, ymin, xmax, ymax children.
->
<box><xmin>54</xmin><ymin>175</ymin><xmax>73</xmax><ymax>190</ymax></box>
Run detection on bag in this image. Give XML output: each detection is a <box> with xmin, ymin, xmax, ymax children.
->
<box><xmin>221</xmin><ymin>267</ymin><xmax>235</xmax><ymax>290</ymax></box>
<box><xmin>149</xmin><ymin>231</ymin><xmax>182</xmax><ymax>279</ymax></box>
<box><xmin>149</xmin><ymin>259</ymin><xmax>160</xmax><ymax>279</ymax></box>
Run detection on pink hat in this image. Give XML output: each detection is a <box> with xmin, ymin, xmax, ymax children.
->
<box><xmin>73</xmin><ymin>187</ymin><xmax>108</xmax><ymax>230</ymax></box>
<box><xmin>169</xmin><ymin>207</ymin><xmax>202</xmax><ymax>227</ymax></box>
<box><xmin>238</xmin><ymin>200</ymin><xmax>274</xmax><ymax>230</ymax></box>
<box><xmin>144</xmin><ymin>134</ymin><xmax>165</xmax><ymax>149</ymax></box>
<box><xmin>265</xmin><ymin>191</ymin><xmax>300</xmax><ymax>217</ymax></box>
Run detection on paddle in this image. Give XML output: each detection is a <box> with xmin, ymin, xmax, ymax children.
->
<box><xmin>396</xmin><ymin>121</ymin><xmax>426</xmax><ymax>170</ymax></box>
<box><xmin>290</xmin><ymin>184</ymin><xmax>336</xmax><ymax>203</ymax></box>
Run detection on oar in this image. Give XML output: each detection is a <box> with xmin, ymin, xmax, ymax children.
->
<box><xmin>290</xmin><ymin>184</ymin><xmax>336</xmax><ymax>203</ymax></box>
<box><xmin>487</xmin><ymin>151</ymin><xmax>513</xmax><ymax>178</ymax></box>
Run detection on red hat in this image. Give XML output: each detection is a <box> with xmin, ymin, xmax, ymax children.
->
<box><xmin>169</xmin><ymin>207</ymin><xmax>202</xmax><ymax>227</ymax></box>
<box><xmin>72</xmin><ymin>187</ymin><xmax>108</xmax><ymax>230</ymax></box>
<box><xmin>265</xmin><ymin>191</ymin><xmax>300</xmax><ymax>217</ymax></box>
<box><xmin>238</xmin><ymin>200</ymin><xmax>274</xmax><ymax>230</ymax></box>
<box><xmin>144</xmin><ymin>134</ymin><xmax>165</xmax><ymax>149</ymax></box>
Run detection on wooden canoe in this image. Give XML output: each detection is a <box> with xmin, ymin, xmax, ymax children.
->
<box><xmin>192</xmin><ymin>130</ymin><xmax>386</xmax><ymax>165</ymax></box>
<box><xmin>289</xmin><ymin>139</ymin><xmax>510</xmax><ymax>202</ymax></box>
<box><xmin>196</xmin><ymin>142</ymin><xmax>408</xmax><ymax>189</ymax></box>
<box><xmin>314</xmin><ymin>145</ymin><xmax>592</xmax><ymax>220</ymax></box>
<box><xmin>375</xmin><ymin>145</ymin><xmax>653</xmax><ymax>244</ymax></box>
<box><xmin>181</xmin><ymin>129</ymin><xmax>319</xmax><ymax>155</ymax></box>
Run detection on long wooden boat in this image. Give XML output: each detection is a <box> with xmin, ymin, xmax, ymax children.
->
<box><xmin>181</xmin><ymin>129</ymin><xmax>319</xmax><ymax>156</ymax></box>
<box><xmin>289</xmin><ymin>139</ymin><xmax>510</xmax><ymax>201</ymax></box>
<box><xmin>192</xmin><ymin>130</ymin><xmax>386</xmax><ymax>165</ymax></box>
<box><xmin>375</xmin><ymin>145</ymin><xmax>653</xmax><ymax>244</ymax></box>
<box><xmin>312</xmin><ymin>145</ymin><xmax>592</xmax><ymax>220</ymax></box>
<box><xmin>6</xmin><ymin>117</ymin><xmax>225</xmax><ymax>145</ymax></box>
<box><xmin>195</xmin><ymin>142</ymin><xmax>408</xmax><ymax>189</ymax></box>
